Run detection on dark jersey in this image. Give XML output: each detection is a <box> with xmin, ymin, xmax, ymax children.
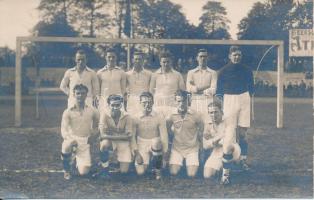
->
<box><xmin>216</xmin><ymin>63</ymin><xmax>254</xmax><ymax>96</ymax></box>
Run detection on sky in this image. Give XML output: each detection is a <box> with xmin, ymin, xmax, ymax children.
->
<box><xmin>0</xmin><ymin>0</ymin><xmax>264</xmax><ymax>49</ymax></box>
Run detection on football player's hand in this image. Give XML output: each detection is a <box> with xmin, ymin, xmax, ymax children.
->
<box><xmin>204</xmin><ymin>88</ymin><xmax>214</xmax><ymax>96</ymax></box>
<box><xmin>190</xmin><ymin>85</ymin><xmax>198</xmax><ymax>93</ymax></box>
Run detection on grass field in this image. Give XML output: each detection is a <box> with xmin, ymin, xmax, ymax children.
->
<box><xmin>0</xmin><ymin>96</ymin><xmax>312</xmax><ymax>198</ymax></box>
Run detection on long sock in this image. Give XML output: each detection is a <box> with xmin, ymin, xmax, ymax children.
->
<box><xmin>61</xmin><ymin>153</ymin><xmax>72</xmax><ymax>172</ymax></box>
<box><xmin>222</xmin><ymin>153</ymin><xmax>233</xmax><ymax>176</ymax></box>
<box><xmin>151</xmin><ymin>148</ymin><xmax>163</xmax><ymax>170</ymax></box>
<box><xmin>99</xmin><ymin>150</ymin><xmax>109</xmax><ymax>168</ymax></box>
<box><xmin>239</xmin><ymin>137</ymin><xmax>248</xmax><ymax>158</ymax></box>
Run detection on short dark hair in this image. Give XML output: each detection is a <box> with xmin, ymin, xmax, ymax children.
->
<box><xmin>159</xmin><ymin>51</ymin><xmax>172</xmax><ymax>59</ymax></box>
<box><xmin>106</xmin><ymin>48</ymin><xmax>117</xmax><ymax>55</ymax></box>
<box><xmin>73</xmin><ymin>84</ymin><xmax>88</xmax><ymax>93</ymax></box>
<box><xmin>197</xmin><ymin>48</ymin><xmax>208</xmax><ymax>55</ymax></box>
<box><xmin>208</xmin><ymin>98</ymin><xmax>222</xmax><ymax>111</ymax></box>
<box><xmin>107</xmin><ymin>94</ymin><xmax>124</xmax><ymax>105</ymax></box>
<box><xmin>76</xmin><ymin>49</ymin><xmax>86</xmax><ymax>56</ymax></box>
<box><xmin>229</xmin><ymin>46</ymin><xmax>241</xmax><ymax>54</ymax></box>
<box><xmin>140</xmin><ymin>91</ymin><xmax>154</xmax><ymax>103</ymax></box>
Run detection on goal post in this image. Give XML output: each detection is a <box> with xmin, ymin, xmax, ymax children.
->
<box><xmin>14</xmin><ymin>36</ymin><xmax>284</xmax><ymax>128</ymax></box>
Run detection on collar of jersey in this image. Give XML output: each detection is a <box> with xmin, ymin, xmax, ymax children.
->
<box><xmin>69</xmin><ymin>66</ymin><xmax>93</xmax><ymax>72</ymax></box>
<box><xmin>155</xmin><ymin>67</ymin><xmax>174</xmax><ymax>74</ymax></box>
<box><xmin>193</xmin><ymin>66</ymin><xmax>213</xmax><ymax>72</ymax></box>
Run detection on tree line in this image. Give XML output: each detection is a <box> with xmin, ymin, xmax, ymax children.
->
<box><xmin>0</xmin><ymin>0</ymin><xmax>312</xmax><ymax>72</ymax></box>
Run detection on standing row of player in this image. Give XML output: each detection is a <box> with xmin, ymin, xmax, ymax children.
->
<box><xmin>59</xmin><ymin>46</ymin><xmax>254</xmax><ymax>185</ymax></box>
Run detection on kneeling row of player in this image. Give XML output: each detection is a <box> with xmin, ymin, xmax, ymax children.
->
<box><xmin>60</xmin><ymin>84</ymin><xmax>241</xmax><ymax>185</ymax></box>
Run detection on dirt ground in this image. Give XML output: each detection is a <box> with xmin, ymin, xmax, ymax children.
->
<box><xmin>0</xmin><ymin>96</ymin><xmax>312</xmax><ymax>198</ymax></box>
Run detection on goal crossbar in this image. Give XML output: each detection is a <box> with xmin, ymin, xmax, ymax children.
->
<box><xmin>15</xmin><ymin>36</ymin><xmax>284</xmax><ymax>128</ymax></box>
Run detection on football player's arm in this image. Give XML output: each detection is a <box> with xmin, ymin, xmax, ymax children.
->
<box><xmin>61</xmin><ymin>110</ymin><xmax>71</xmax><ymax>139</ymax></box>
<box><xmin>125</xmin><ymin>116</ymin><xmax>133</xmax><ymax>139</ymax></box>
<box><xmin>215</xmin><ymin>70</ymin><xmax>224</xmax><ymax>99</ymax></box>
<box><xmin>166</xmin><ymin>115</ymin><xmax>174</xmax><ymax>136</ymax></box>
<box><xmin>125</xmin><ymin>73</ymin><xmax>130</xmax><ymax>95</ymax></box>
<box><xmin>131</xmin><ymin>119</ymin><xmax>144</xmax><ymax>164</ymax></box>
<box><xmin>159</xmin><ymin>117</ymin><xmax>169</xmax><ymax>154</ymax></box>
<box><xmin>178</xmin><ymin>73</ymin><xmax>186</xmax><ymax>90</ymax></box>
<box><xmin>197</xmin><ymin>115</ymin><xmax>204</xmax><ymax>144</ymax></box>
<box><xmin>210</xmin><ymin>70</ymin><xmax>218</xmax><ymax>93</ymax></box>
<box><xmin>59</xmin><ymin>70</ymin><xmax>70</xmax><ymax>96</ymax></box>
<box><xmin>149</xmin><ymin>73</ymin><xmax>157</xmax><ymax>94</ymax></box>
<box><xmin>121</xmin><ymin>72</ymin><xmax>127</xmax><ymax>96</ymax></box>
<box><xmin>203</xmin><ymin>130</ymin><xmax>214</xmax><ymax>149</ymax></box>
<box><xmin>203</xmin><ymin>70</ymin><xmax>218</xmax><ymax>95</ymax></box>
<box><xmin>92</xmin><ymin>72</ymin><xmax>100</xmax><ymax>98</ymax></box>
<box><xmin>130</xmin><ymin>119</ymin><xmax>138</xmax><ymax>152</ymax></box>
<box><xmin>186</xmin><ymin>71</ymin><xmax>196</xmax><ymax>93</ymax></box>
<box><xmin>92</xmin><ymin>109</ymin><xmax>100</xmax><ymax>132</ymax></box>
<box><xmin>98</xmin><ymin>113</ymin><xmax>108</xmax><ymax>140</ymax></box>
<box><xmin>96</xmin><ymin>71</ymin><xmax>102</xmax><ymax>90</ymax></box>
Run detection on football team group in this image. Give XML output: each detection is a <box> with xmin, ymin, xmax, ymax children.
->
<box><xmin>59</xmin><ymin>45</ymin><xmax>254</xmax><ymax>185</ymax></box>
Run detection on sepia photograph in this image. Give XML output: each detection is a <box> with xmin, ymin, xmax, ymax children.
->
<box><xmin>0</xmin><ymin>0</ymin><xmax>313</xmax><ymax>199</ymax></box>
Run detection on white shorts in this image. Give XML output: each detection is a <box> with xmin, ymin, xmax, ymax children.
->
<box><xmin>135</xmin><ymin>137</ymin><xmax>160</xmax><ymax>165</ymax></box>
<box><xmin>68</xmin><ymin>97</ymin><xmax>93</xmax><ymax>108</ymax></box>
<box><xmin>204</xmin><ymin>143</ymin><xmax>241</xmax><ymax>170</ymax></box>
<box><xmin>223</xmin><ymin>92</ymin><xmax>251</xmax><ymax>128</ymax></box>
<box><xmin>62</xmin><ymin>135</ymin><xmax>91</xmax><ymax>168</ymax></box>
<box><xmin>127</xmin><ymin>94</ymin><xmax>142</xmax><ymax>116</ymax></box>
<box><xmin>111</xmin><ymin>141</ymin><xmax>132</xmax><ymax>163</ymax></box>
<box><xmin>169</xmin><ymin>149</ymin><xmax>199</xmax><ymax>166</ymax></box>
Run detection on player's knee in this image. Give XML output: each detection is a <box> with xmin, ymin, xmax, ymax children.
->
<box><xmin>187</xmin><ymin>166</ymin><xmax>198</xmax><ymax>178</ymax></box>
<box><xmin>170</xmin><ymin>165</ymin><xmax>180</xmax><ymax>175</ymax></box>
<box><xmin>151</xmin><ymin>138</ymin><xmax>162</xmax><ymax>151</ymax></box>
<box><xmin>62</xmin><ymin>140</ymin><xmax>77</xmax><ymax>153</ymax></box>
<box><xmin>223</xmin><ymin>143</ymin><xmax>234</xmax><ymax>155</ymax></box>
<box><xmin>203</xmin><ymin>168</ymin><xmax>216</xmax><ymax>179</ymax></box>
<box><xmin>135</xmin><ymin>165</ymin><xmax>146</xmax><ymax>175</ymax></box>
<box><xmin>77</xmin><ymin>165</ymin><xmax>90</xmax><ymax>176</ymax></box>
<box><xmin>120</xmin><ymin>162</ymin><xmax>129</xmax><ymax>173</ymax></box>
<box><xmin>99</xmin><ymin>139</ymin><xmax>111</xmax><ymax>151</ymax></box>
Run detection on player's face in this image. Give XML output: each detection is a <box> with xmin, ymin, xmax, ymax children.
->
<box><xmin>160</xmin><ymin>57</ymin><xmax>171</xmax><ymax>72</ymax></box>
<box><xmin>109</xmin><ymin>101</ymin><xmax>122</xmax><ymax>116</ymax></box>
<box><xmin>75</xmin><ymin>53</ymin><xmax>86</xmax><ymax>70</ymax></box>
<box><xmin>229</xmin><ymin>51</ymin><xmax>242</xmax><ymax>64</ymax></box>
<box><xmin>133</xmin><ymin>55</ymin><xmax>143</xmax><ymax>69</ymax></box>
<box><xmin>106</xmin><ymin>52</ymin><xmax>117</xmax><ymax>67</ymax></box>
<box><xmin>175</xmin><ymin>96</ymin><xmax>188</xmax><ymax>114</ymax></box>
<box><xmin>208</xmin><ymin>106</ymin><xmax>223</xmax><ymax>123</ymax></box>
<box><xmin>197</xmin><ymin>52</ymin><xmax>208</xmax><ymax>67</ymax></box>
<box><xmin>140</xmin><ymin>96</ymin><xmax>153</xmax><ymax>114</ymax></box>
<box><xmin>74</xmin><ymin>89</ymin><xmax>87</xmax><ymax>104</ymax></box>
